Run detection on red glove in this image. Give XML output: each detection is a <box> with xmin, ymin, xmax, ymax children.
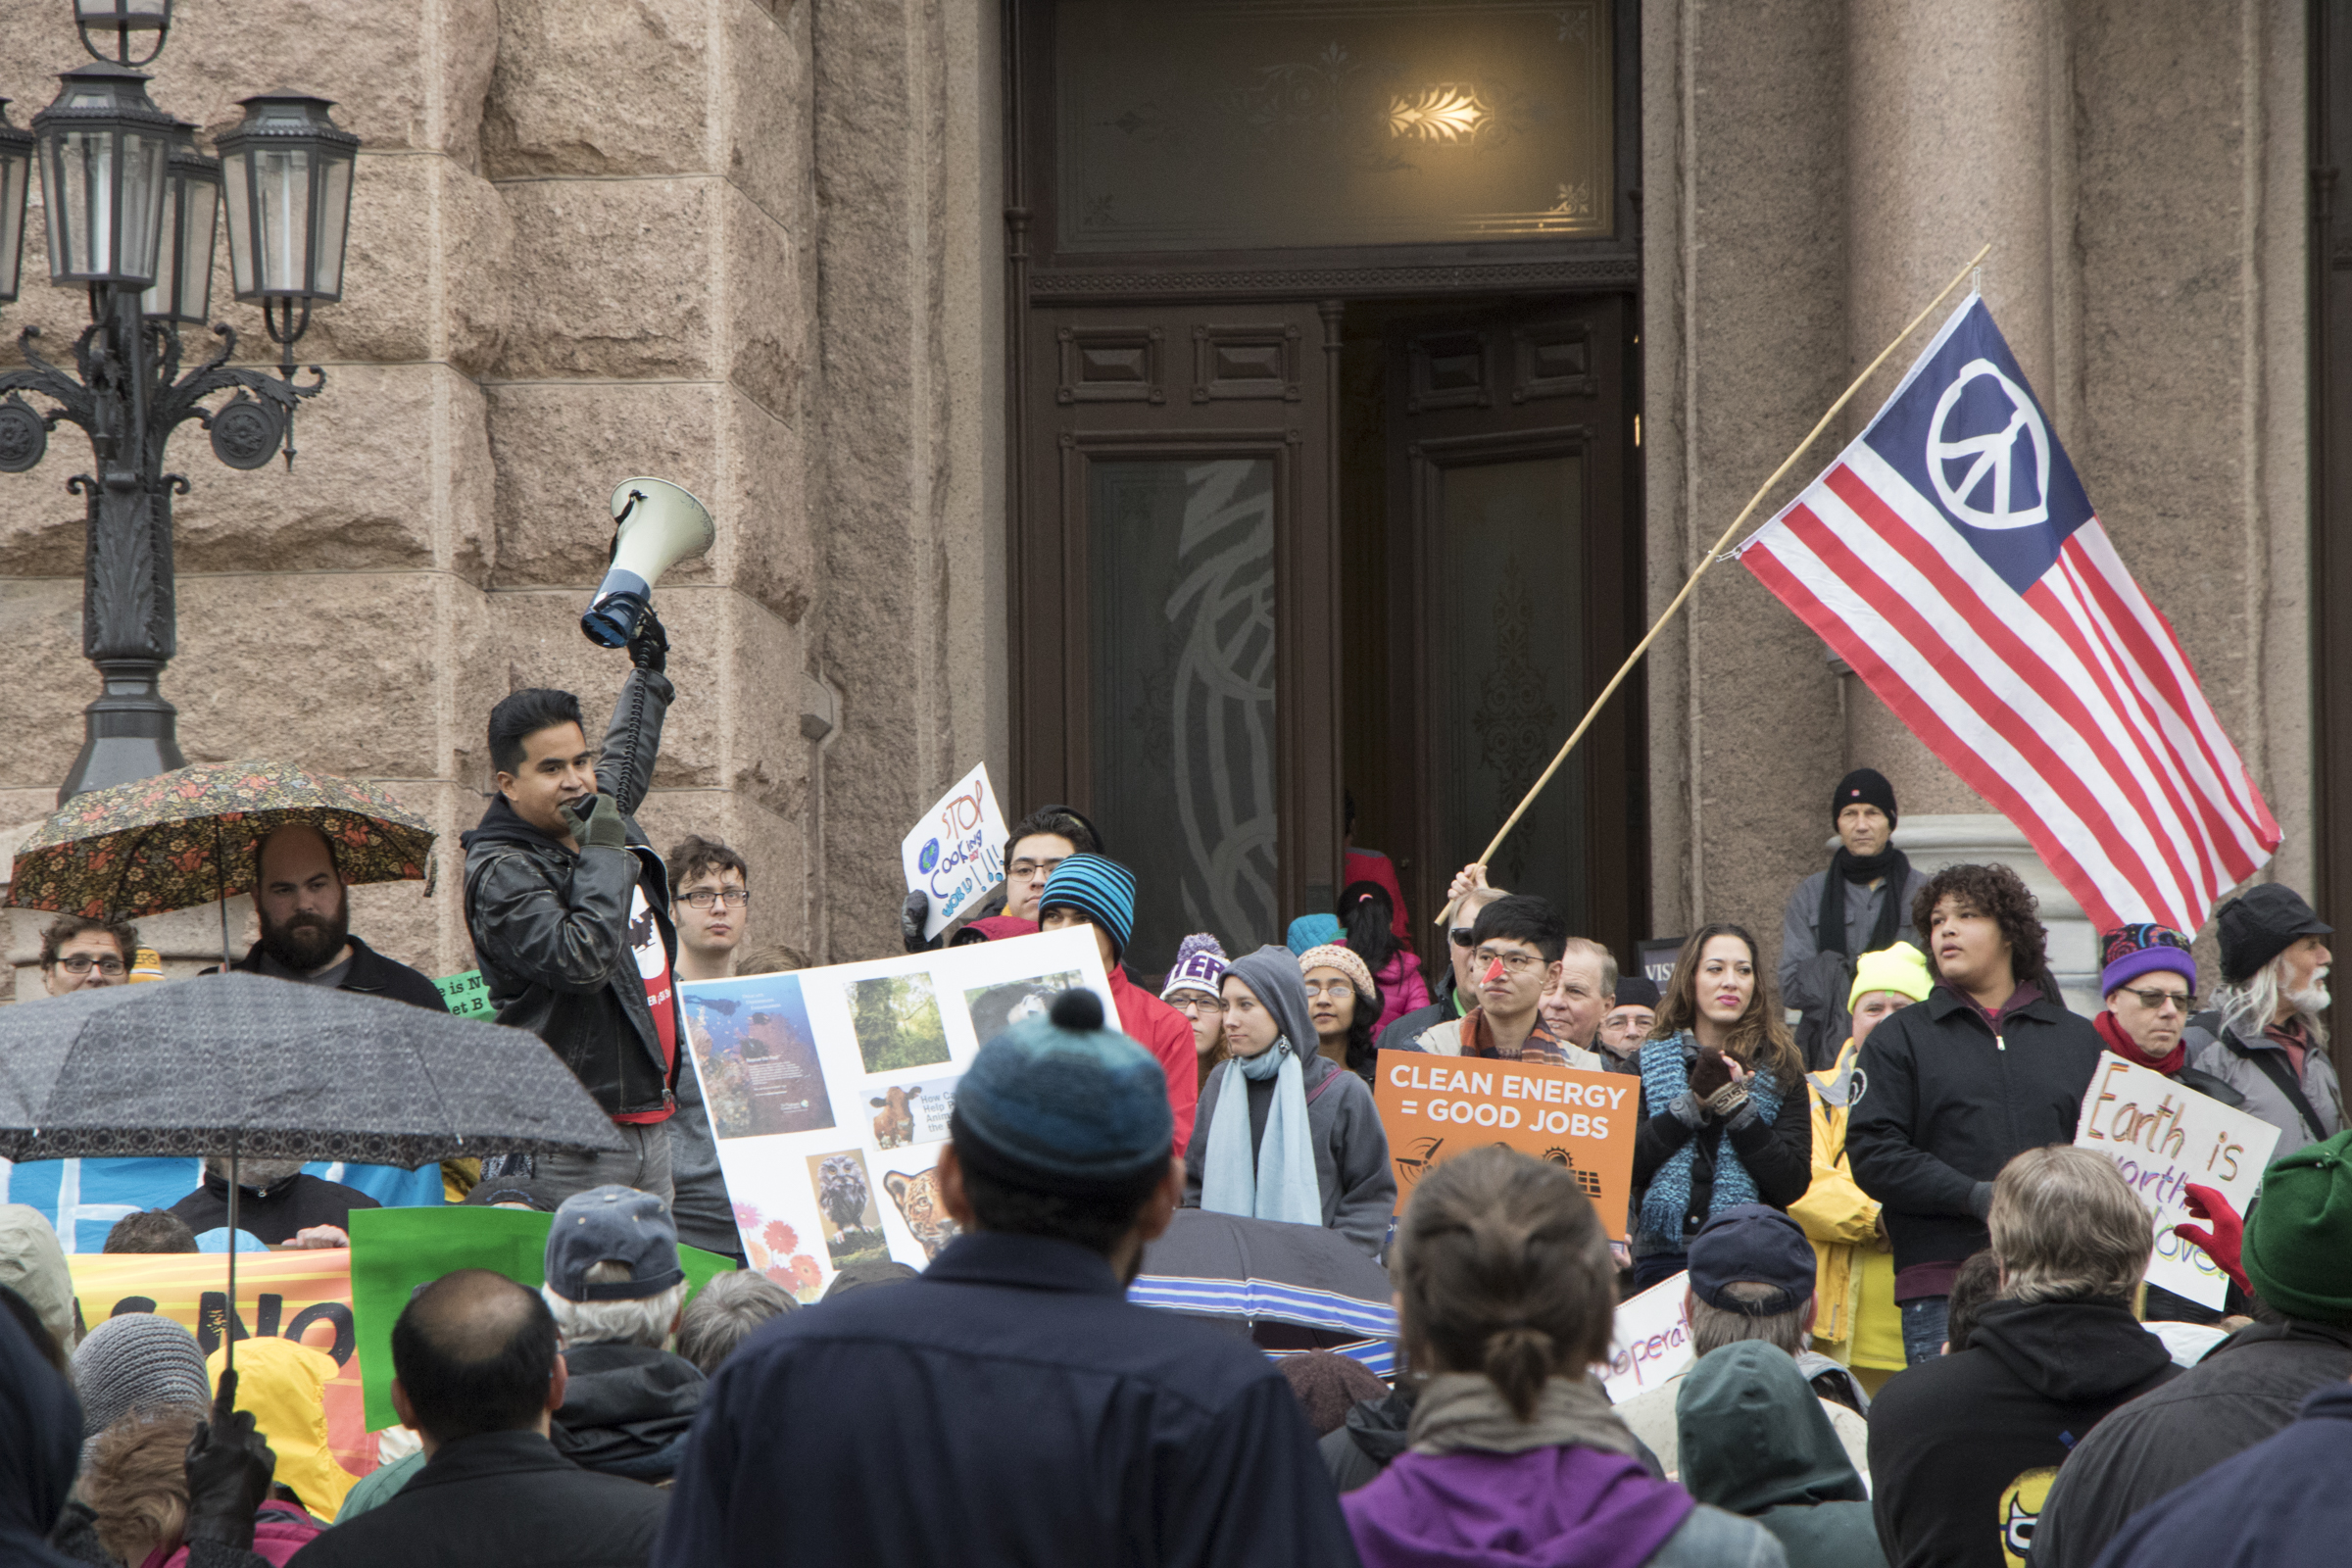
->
<box><xmin>2173</xmin><ymin>1183</ymin><xmax>2249</xmax><ymax>1296</ymax></box>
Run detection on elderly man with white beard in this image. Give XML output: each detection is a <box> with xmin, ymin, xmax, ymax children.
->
<box><xmin>2187</xmin><ymin>884</ymin><xmax>2344</xmax><ymax>1164</ymax></box>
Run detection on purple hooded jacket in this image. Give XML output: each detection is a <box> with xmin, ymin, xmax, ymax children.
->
<box><xmin>1344</xmin><ymin>1445</ymin><xmax>1695</xmax><ymax>1568</ymax></box>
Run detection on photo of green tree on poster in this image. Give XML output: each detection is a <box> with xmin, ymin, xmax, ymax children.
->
<box><xmin>845</xmin><ymin>972</ymin><xmax>952</xmax><ymax>1073</ymax></box>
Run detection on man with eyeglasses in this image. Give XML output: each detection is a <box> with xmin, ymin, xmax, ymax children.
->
<box><xmin>37</xmin><ymin>914</ymin><xmax>138</xmax><ymax>996</ymax></box>
<box><xmin>900</xmin><ymin>804</ymin><xmax>1102</xmax><ymax>952</ymax></box>
<box><xmin>663</xmin><ymin>834</ymin><xmax>757</xmax><ymax>1265</ymax></box>
<box><xmin>1398</xmin><ymin>895</ymin><xmax>1601</xmax><ymax>1069</ymax></box>
<box><xmin>1372</xmin><ymin>862</ymin><xmax>1510</xmax><ymax>1054</ymax></box>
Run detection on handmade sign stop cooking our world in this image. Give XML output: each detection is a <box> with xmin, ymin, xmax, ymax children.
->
<box><xmin>1370</xmin><ymin>1049</ymin><xmax>1638</xmax><ymax>1240</ymax></box>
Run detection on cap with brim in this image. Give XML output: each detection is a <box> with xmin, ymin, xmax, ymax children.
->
<box><xmin>1687</xmin><ymin>1203</ymin><xmax>1817</xmax><ymax>1316</ymax></box>
<box><xmin>546</xmin><ymin>1185</ymin><xmax>684</xmax><ymax>1300</ymax></box>
<box><xmin>2219</xmin><ymin>883</ymin><xmax>2332</xmax><ymax>987</ymax></box>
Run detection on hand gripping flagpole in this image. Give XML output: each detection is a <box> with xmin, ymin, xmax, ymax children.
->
<box><xmin>1435</xmin><ymin>241</ymin><xmax>1993</xmax><ymax>929</ymax></box>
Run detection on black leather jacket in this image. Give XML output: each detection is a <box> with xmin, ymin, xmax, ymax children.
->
<box><xmin>461</xmin><ymin>668</ymin><xmax>680</xmax><ymax>1119</ymax></box>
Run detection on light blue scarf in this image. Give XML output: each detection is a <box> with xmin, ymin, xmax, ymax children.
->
<box><xmin>1199</xmin><ymin>1038</ymin><xmax>1323</xmax><ymax>1227</ymax></box>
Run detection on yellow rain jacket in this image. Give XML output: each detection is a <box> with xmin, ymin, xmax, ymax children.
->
<box><xmin>206</xmin><ymin>1337</ymin><xmax>360</xmax><ymax>1521</ymax></box>
<box><xmin>1788</xmin><ymin>1037</ymin><xmax>1903</xmax><ymax>1369</ymax></box>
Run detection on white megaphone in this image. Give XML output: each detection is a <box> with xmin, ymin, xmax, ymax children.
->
<box><xmin>581</xmin><ymin>477</ymin><xmax>715</xmax><ymax>647</ymax></box>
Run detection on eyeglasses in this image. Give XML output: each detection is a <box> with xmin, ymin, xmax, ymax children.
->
<box><xmin>2121</xmin><ymin>986</ymin><xmax>2195</xmax><ymax>1013</ymax></box>
<box><xmin>1171</xmin><ymin>995</ymin><xmax>1225</xmax><ymax>1015</ymax></box>
<box><xmin>1447</xmin><ymin>927</ymin><xmax>1477</xmax><ymax>949</ymax></box>
<box><xmin>679</xmin><ymin>888</ymin><xmax>752</xmax><ymax>910</ymax></box>
<box><xmin>1473</xmin><ymin>948</ymin><xmax>1544</xmax><ymax>975</ymax></box>
<box><xmin>56</xmin><ymin>955</ymin><xmax>125</xmax><ymax>976</ymax></box>
<box><xmin>1303</xmin><ymin>979</ymin><xmax>1359</xmax><ymax>1001</ymax></box>
<box><xmin>1009</xmin><ymin>857</ymin><xmax>1067</xmax><ymax>882</ymax></box>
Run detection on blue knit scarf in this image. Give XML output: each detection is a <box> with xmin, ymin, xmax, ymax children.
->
<box><xmin>1199</xmin><ymin>1039</ymin><xmax>1323</xmax><ymax>1228</ymax></box>
<box><xmin>1637</xmin><ymin>1032</ymin><xmax>1785</xmax><ymax>1244</ymax></box>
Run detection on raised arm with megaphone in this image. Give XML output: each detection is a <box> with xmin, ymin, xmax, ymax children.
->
<box><xmin>581</xmin><ymin>477</ymin><xmax>716</xmax><ymax>647</ymax></box>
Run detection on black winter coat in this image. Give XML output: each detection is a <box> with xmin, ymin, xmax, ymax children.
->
<box><xmin>283</xmin><ymin>1430</ymin><xmax>666</xmax><ymax>1568</ymax></box>
<box><xmin>1865</xmin><ymin>1298</ymin><xmax>2175</xmax><ymax>1568</ymax></box>
<box><xmin>1845</xmin><ymin>985</ymin><xmax>2102</xmax><ymax>1275</ymax></box>
<box><xmin>461</xmin><ymin>668</ymin><xmax>681</xmax><ymax>1120</ymax></box>
<box><xmin>1631</xmin><ymin>1039</ymin><xmax>1813</xmax><ymax>1252</ymax></box>
<box><xmin>219</xmin><ymin>934</ymin><xmax>449</xmax><ymax>1011</ymax></box>
<box><xmin>2028</xmin><ymin>1318</ymin><xmax>2352</xmax><ymax>1568</ymax></box>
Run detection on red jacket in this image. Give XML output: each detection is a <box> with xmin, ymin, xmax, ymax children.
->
<box><xmin>1109</xmin><ymin>967</ymin><xmax>1200</xmax><ymax>1158</ymax></box>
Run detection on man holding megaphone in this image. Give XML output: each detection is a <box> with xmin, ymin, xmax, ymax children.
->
<box><xmin>460</xmin><ymin>478</ymin><xmax>714</xmax><ymax>1206</ymax></box>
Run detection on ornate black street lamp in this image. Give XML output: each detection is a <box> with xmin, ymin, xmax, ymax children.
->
<box><xmin>0</xmin><ymin>7</ymin><xmax>357</xmax><ymax>803</ymax></box>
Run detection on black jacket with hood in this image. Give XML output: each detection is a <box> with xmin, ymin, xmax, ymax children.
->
<box><xmin>462</xmin><ymin>668</ymin><xmax>681</xmax><ymax>1120</ymax></box>
<box><xmin>1865</xmin><ymin>1297</ymin><xmax>2176</xmax><ymax>1568</ymax></box>
<box><xmin>1678</xmin><ymin>1342</ymin><xmax>1885</xmax><ymax>1568</ymax></box>
<box><xmin>2027</xmin><ymin>1317</ymin><xmax>2352</xmax><ymax>1568</ymax></box>
<box><xmin>1845</xmin><ymin>984</ymin><xmax>2103</xmax><ymax>1276</ymax></box>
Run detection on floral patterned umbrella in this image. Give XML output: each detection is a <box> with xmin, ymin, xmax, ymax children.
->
<box><xmin>5</xmin><ymin>760</ymin><xmax>434</xmax><ymax>922</ymax></box>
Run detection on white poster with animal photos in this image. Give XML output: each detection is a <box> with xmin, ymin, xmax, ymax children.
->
<box><xmin>681</xmin><ymin>927</ymin><xmax>1117</xmax><ymax>1301</ymax></box>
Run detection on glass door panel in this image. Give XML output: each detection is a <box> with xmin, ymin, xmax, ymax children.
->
<box><xmin>1089</xmin><ymin>457</ymin><xmax>1281</xmax><ymax>965</ymax></box>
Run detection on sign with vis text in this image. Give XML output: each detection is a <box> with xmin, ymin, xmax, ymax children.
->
<box><xmin>1371</xmin><ymin>1049</ymin><xmax>1639</xmax><ymax>1239</ymax></box>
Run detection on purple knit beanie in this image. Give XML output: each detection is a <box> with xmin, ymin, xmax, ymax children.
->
<box><xmin>2098</xmin><ymin>923</ymin><xmax>2196</xmax><ymax>996</ymax></box>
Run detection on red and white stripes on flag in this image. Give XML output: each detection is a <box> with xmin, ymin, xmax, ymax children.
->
<box><xmin>1735</xmin><ymin>297</ymin><xmax>2277</xmax><ymax>934</ymax></box>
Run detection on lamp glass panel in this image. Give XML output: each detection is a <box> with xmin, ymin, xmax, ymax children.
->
<box><xmin>0</xmin><ymin>148</ymin><xmax>26</xmax><ymax>299</ymax></box>
<box><xmin>310</xmin><ymin>152</ymin><xmax>350</xmax><ymax>296</ymax></box>
<box><xmin>75</xmin><ymin>0</ymin><xmax>172</xmax><ymax>18</ymax></box>
<box><xmin>117</xmin><ymin>126</ymin><xmax>164</xmax><ymax>281</ymax></box>
<box><xmin>254</xmin><ymin>145</ymin><xmax>310</xmax><ymax>293</ymax></box>
<box><xmin>176</xmin><ymin>172</ymin><xmax>215</xmax><ymax>318</ymax></box>
<box><xmin>220</xmin><ymin>152</ymin><xmax>252</xmax><ymax>294</ymax></box>
<box><xmin>137</xmin><ymin>171</ymin><xmax>172</xmax><ymax>314</ymax></box>
<box><xmin>49</xmin><ymin>128</ymin><xmax>117</xmax><ymax>276</ymax></box>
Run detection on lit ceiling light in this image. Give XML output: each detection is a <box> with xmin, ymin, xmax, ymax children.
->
<box><xmin>1389</xmin><ymin>85</ymin><xmax>1488</xmax><ymax>142</ymax></box>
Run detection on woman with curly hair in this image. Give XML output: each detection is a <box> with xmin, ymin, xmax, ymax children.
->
<box><xmin>1628</xmin><ymin>924</ymin><xmax>1813</xmax><ymax>1291</ymax></box>
<box><xmin>1845</xmin><ymin>861</ymin><xmax>2104</xmax><ymax>1367</ymax></box>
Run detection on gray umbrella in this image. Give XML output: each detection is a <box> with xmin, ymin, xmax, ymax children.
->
<box><xmin>0</xmin><ymin>972</ymin><xmax>623</xmax><ymax>1163</ymax></box>
<box><xmin>0</xmin><ymin>973</ymin><xmax>623</xmax><ymax>1380</ymax></box>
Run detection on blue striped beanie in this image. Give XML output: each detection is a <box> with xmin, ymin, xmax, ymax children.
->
<box><xmin>1040</xmin><ymin>855</ymin><xmax>1137</xmax><ymax>959</ymax></box>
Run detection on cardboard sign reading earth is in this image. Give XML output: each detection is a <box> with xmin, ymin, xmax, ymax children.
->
<box><xmin>2074</xmin><ymin>1051</ymin><xmax>2278</xmax><ymax>1309</ymax></box>
<box><xmin>1371</xmin><ymin>1049</ymin><xmax>1638</xmax><ymax>1240</ymax></box>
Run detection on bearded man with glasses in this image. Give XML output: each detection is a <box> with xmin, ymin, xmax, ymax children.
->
<box><xmin>37</xmin><ymin>914</ymin><xmax>138</xmax><ymax>996</ymax></box>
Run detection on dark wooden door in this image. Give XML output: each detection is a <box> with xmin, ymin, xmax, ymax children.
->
<box><xmin>1384</xmin><ymin>295</ymin><xmax>1643</xmax><ymax>968</ymax></box>
<box><xmin>1013</xmin><ymin>301</ymin><xmax>1341</xmax><ymax>972</ymax></box>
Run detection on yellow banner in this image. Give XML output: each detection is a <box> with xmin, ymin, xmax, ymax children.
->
<box><xmin>68</xmin><ymin>1250</ymin><xmax>376</xmax><ymax>1478</ymax></box>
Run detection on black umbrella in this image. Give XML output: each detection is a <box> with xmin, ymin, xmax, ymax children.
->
<box><xmin>1131</xmin><ymin>1209</ymin><xmax>1397</xmax><ymax>1354</ymax></box>
<box><xmin>0</xmin><ymin>973</ymin><xmax>623</xmax><ymax>1376</ymax></box>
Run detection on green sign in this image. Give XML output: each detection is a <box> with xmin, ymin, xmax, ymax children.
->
<box><xmin>347</xmin><ymin>1205</ymin><xmax>734</xmax><ymax>1430</ymax></box>
<box><xmin>434</xmin><ymin>968</ymin><xmax>496</xmax><ymax>1020</ymax></box>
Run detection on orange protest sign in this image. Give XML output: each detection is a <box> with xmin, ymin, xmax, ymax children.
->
<box><xmin>67</xmin><ymin>1250</ymin><xmax>376</xmax><ymax>1479</ymax></box>
<box><xmin>1371</xmin><ymin>1049</ymin><xmax>1638</xmax><ymax>1239</ymax></box>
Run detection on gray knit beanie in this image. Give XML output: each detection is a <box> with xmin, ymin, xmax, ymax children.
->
<box><xmin>71</xmin><ymin>1312</ymin><xmax>211</xmax><ymax>1444</ymax></box>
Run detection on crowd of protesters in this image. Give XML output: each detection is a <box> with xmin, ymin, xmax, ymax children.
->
<box><xmin>6</xmin><ymin>644</ymin><xmax>2352</xmax><ymax>1568</ymax></box>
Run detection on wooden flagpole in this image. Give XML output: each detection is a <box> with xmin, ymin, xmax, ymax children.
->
<box><xmin>1434</xmin><ymin>241</ymin><xmax>1992</xmax><ymax>928</ymax></box>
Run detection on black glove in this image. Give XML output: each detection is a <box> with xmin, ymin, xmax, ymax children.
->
<box><xmin>901</xmin><ymin>889</ymin><xmax>939</xmax><ymax>955</ymax></box>
<box><xmin>562</xmin><ymin>792</ymin><xmax>629</xmax><ymax>851</ymax></box>
<box><xmin>628</xmin><ymin>610</ymin><xmax>668</xmax><ymax>674</ymax></box>
<box><xmin>182</xmin><ymin>1376</ymin><xmax>273</xmax><ymax>1548</ymax></box>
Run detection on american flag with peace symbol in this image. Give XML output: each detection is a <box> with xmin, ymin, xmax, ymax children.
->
<box><xmin>1734</xmin><ymin>295</ymin><xmax>2279</xmax><ymax>934</ymax></box>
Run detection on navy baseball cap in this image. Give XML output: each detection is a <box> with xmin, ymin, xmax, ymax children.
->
<box><xmin>545</xmin><ymin>1185</ymin><xmax>684</xmax><ymax>1301</ymax></box>
<box><xmin>1687</xmin><ymin>1203</ymin><xmax>1817</xmax><ymax>1316</ymax></box>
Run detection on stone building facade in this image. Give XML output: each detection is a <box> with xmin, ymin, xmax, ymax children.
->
<box><xmin>0</xmin><ymin>0</ymin><xmax>2323</xmax><ymax>1005</ymax></box>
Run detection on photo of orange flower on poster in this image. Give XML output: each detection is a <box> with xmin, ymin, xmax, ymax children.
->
<box><xmin>734</xmin><ymin>1200</ymin><xmax>826</xmax><ymax>1301</ymax></box>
